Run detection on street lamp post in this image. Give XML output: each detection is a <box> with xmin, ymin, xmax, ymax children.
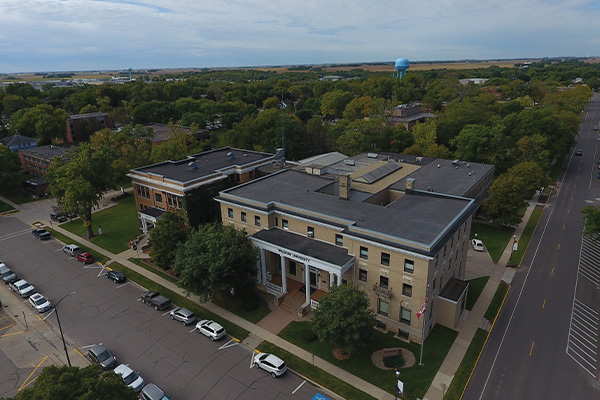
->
<box><xmin>395</xmin><ymin>369</ymin><xmax>404</xmax><ymax>399</ymax></box>
<box><xmin>54</xmin><ymin>291</ymin><xmax>76</xmax><ymax>367</ymax></box>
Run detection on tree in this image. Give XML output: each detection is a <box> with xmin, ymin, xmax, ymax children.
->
<box><xmin>507</xmin><ymin>161</ymin><xmax>550</xmax><ymax>197</ymax></box>
<box><xmin>320</xmin><ymin>90</ymin><xmax>353</xmax><ymax>118</ymax></box>
<box><xmin>581</xmin><ymin>206</ymin><xmax>600</xmax><ymax>242</ymax></box>
<box><xmin>45</xmin><ymin>142</ymin><xmax>116</xmax><ymax>238</ymax></box>
<box><xmin>9</xmin><ymin>104</ymin><xmax>68</xmax><ymax>144</ymax></box>
<box><xmin>311</xmin><ymin>284</ymin><xmax>376</xmax><ymax>355</ymax></box>
<box><xmin>9</xmin><ymin>364</ymin><xmax>137</xmax><ymax>400</ymax></box>
<box><xmin>482</xmin><ymin>174</ymin><xmax>525</xmax><ymax>227</ymax></box>
<box><xmin>0</xmin><ymin>146</ymin><xmax>22</xmax><ymax>188</ymax></box>
<box><xmin>173</xmin><ymin>224</ymin><xmax>257</xmax><ymax>302</ymax></box>
<box><xmin>150</xmin><ymin>211</ymin><xmax>189</xmax><ymax>270</ymax></box>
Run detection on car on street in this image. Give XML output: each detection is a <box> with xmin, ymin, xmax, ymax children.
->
<box><xmin>32</xmin><ymin>228</ymin><xmax>51</xmax><ymax>240</ymax></box>
<box><xmin>87</xmin><ymin>344</ymin><xmax>117</xmax><ymax>370</ymax></box>
<box><xmin>253</xmin><ymin>352</ymin><xmax>287</xmax><ymax>377</ymax></box>
<box><xmin>28</xmin><ymin>293</ymin><xmax>52</xmax><ymax>312</ymax></box>
<box><xmin>50</xmin><ymin>213</ymin><xmax>67</xmax><ymax>223</ymax></box>
<box><xmin>140</xmin><ymin>383</ymin><xmax>170</xmax><ymax>400</ymax></box>
<box><xmin>75</xmin><ymin>252</ymin><xmax>95</xmax><ymax>264</ymax></box>
<box><xmin>114</xmin><ymin>364</ymin><xmax>144</xmax><ymax>392</ymax></box>
<box><xmin>471</xmin><ymin>239</ymin><xmax>484</xmax><ymax>252</ymax></box>
<box><xmin>575</xmin><ymin>148</ymin><xmax>583</xmax><ymax>156</ymax></box>
<box><xmin>0</xmin><ymin>265</ymin><xmax>18</xmax><ymax>284</ymax></box>
<box><xmin>196</xmin><ymin>319</ymin><xmax>226</xmax><ymax>341</ymax></box>
<box><xmin>10</xmin><ymin>279</ymin><xmax>35</xmax><ymax>298</ymax></box>
<box><xmin>63</xmin><ymin>244</ymin><xmax>82</xmax><ymax>256</ymax></box>
<box><xmin>169</xmin><ymin>307</ymin><xmax>196</xmax><ymax>325</ymax></box>
<box><xmin>105</xmin><ymin>269</ymin><xmax>126</xmax><ymax>283</ymax></box>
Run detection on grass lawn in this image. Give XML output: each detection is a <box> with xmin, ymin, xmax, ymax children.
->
<box><xmin>0</xmin><ymin>201</ymin><xmax>15</xmax><ymax>213</ymax></box>
<box><xmin>45</xmin><ymin>227</ymin><xmax>110</xmax><ymax>264</ymax></box>
<box><xmin>0</xmin><ymin>183</ymin><xmax>39</xmax><ymax>204</ymax></box>
<box><xmin>466</xmin><ymin>276</ymin><xmax>490</xmax><ymax>311</ymax></box>
<box><xmin>114</xmin><ymin>262</ymin><xmax>250</xmax><ymax>341</ymax></box>
<box><xmin>257</xmin><ymin>341</ymin><xmax>377</xmax><ymax>400</ymax></box>
<box><xmin>484</xmin><ymin>282</ymin><xmax>509</xmax><ymax>321</ymax></box>
<box><xmin>212</xmin><ymin>293</ymin><xmax>271</xmax><ymax>324</ymax></box>
<box><xmin>470</xmin><ymin>222</ymin><xmax>514</xmax><ymax>262</ymax></box>
<box><xmin>508</xmin><ymin>206</ymin><xmax>543</xmax><ymax>266</ymax></box>
<box><xmin>128</xmin><ymin>258</ymin><xmax>179</xmax><ymax>284</ymax></box>
<box><xmin>278</xmin><ymin>321</ymin><xmax>457</xmax><ymax>400</ymax></box>
<box><xmin>444</xmin><ymin>328</ymin><xmax>488</xmax><ymax>400</ymax></box>
<box><xmin>61</xmin><ymin>195</ymin><xmax>139</xmax><ymax>254</ymax></box>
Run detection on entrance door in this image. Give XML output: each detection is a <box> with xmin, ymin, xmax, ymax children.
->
<box><xmin>309</xmin><ymin>267</ymin><xmax>319</xmax><ymax>288</ymax></box>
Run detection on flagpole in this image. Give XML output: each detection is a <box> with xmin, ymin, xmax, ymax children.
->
<box><xmin>419</xmin><ymin>284</ymin><xmax>429</xmax><ymax>366</ymax></box>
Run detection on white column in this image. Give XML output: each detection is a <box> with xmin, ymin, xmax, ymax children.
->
<box><xmin>141</xmin><ymin>217</ymin><xmax>148</xmax><ymax>233</ymax></box>
<box><xmin>260</xmin><ymin>248</ymin><xmax>267</xmax><ymax>286</ymax></box>
<box><xmin>336</xmin><ymin>273</ymin><xmax>341</xmax><ymax>286</ymax></box>
<box><xmin>304</xmin><ymin>264</ymin><xmax>310</xmax><ymax>304</ymax></box>
<box><xmin>329</xmin><ymin>272</ymin><xmax>335</xmax><ymax>287</ymax></box>
<box><xmin>280</xmin><ymin>255</ymin><xmax>287</xmax><ymax>293</ymax></box>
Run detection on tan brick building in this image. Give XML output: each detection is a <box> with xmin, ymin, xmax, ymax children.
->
<box><xmin>216</xmin><ymin>153</ymin><xmax>494</xmax><ymax>343</ymax></box>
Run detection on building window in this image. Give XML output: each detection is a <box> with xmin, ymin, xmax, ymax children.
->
<box><xmin>307</xmin><ymin>226</ymin><xmax>314</xmax><ymax>237</ymax></box>
<box><xmin>275</xmin><ymin>217</ymin><xmax>278</xmax><ymax>226</ymax></box>
<box><xmin>254</xmin><ymin>216</ymin><xmax>261</xmax><ymax>227</ymax></box>
<box><xmin>136</xmin><ymin>185</ymin><xmax>150</xmax><ymax>199</ymax></box>
<box><xmin>228</xmin><ymin>208</ymin><xmax>233</xmax><ymax>219</ymax></box>
<box><xmin>155</xmin><ymin>193</ymin><xmax>162</xmax><ymax>203</ymax></box>
<box><xmin>335</xmin><ymin>234</ymin><xmax>343</xmax><ymax>246</ymax></box>
<box><xmin>404</xmin><ymin>259</ymin><xmax>414</xmax><ymax>274</ymax></box>
<box><xmin>381</xmin><ymin>252</ymin><xmax>390</xmax><ymax>266</ymax></box>
<box><xmin>379</xmin><ymin>276</ymin><xmax>389</xmax><ymax>289</ymax></box>
<box><xmin>402</xmin><ymin>283</ymin><xmax>412</xmax><ymax>297</ymax></box>
<box><xmin>241</xmin><ymin>211</ymin><xmax>247</xmax><ymax>222</ymax></box>
<box><xmin>398</xmin><ymin>329</ymin><xmax>409</xmax><ymax>339</ymax></box>
<box><xmin>432</xmin><ymin>278</ymin><xmax>436</xmax><ymax>291</ymax></box>
<box><xmin>378</xmin><ymin>298</ymin><xmax>389</xmax><ymax>316</ymax></box>
<box><xmin>358</xmin><ymin>269</ymin><xmax>367</xmax><ymax>282</ymax></box>
<box><xmin>376</xmin><ymin>320</ymin><xmax>387</xmax><ymax>330</ymax></box>
<box><xmin>400</xmin><ymin>307</ymin><xmax>411</xmax><ymax>325</ymax></box>
<box><xmin>282</xmin><ymin>219</ymin><xmax>288</xmax><ymax>229</ymax></box>
<box><xmin>289</xmin><ymin>261</ymin><xmax>296</xmax><ymax>276</ymax></box>
<box><xmin>360</xmin><ymin>246</ymin><xmax>368</xmax><ymax>259</ymax></box>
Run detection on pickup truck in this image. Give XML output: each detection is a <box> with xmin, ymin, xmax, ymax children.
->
<box><xmin>140</xmin><ymin>291</ymin><xmax>171</xmax><ymax>310</ymax></box>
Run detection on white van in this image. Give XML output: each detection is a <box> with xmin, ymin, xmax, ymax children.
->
<box><xmin>471</xmin><ymin>239</ymin><xmax>484</xmax><ymax>252</ymax></box>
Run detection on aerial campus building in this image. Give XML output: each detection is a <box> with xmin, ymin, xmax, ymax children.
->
<box><xmin>216</xmin><ymin>152</ymin><xmax>494</xmax><ymax>343</ymax></box>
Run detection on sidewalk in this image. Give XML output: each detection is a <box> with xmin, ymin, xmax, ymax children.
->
<box><xmin>48</xmin><ymin>223</ymin><xmax>396</xmax><ymax>400</ymax></box>
<box><xmin>423</xmin><ymin>193</ymin><xmax>541</xmax><ymax>400</ymax></box>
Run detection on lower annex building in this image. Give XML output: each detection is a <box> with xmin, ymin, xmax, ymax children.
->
<box><xmin>216</xmin><ymin>152</ymin><xmax>494</xmax><ymax>343</ymax></box>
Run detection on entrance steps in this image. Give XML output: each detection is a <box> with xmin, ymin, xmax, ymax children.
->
<box><xmin>278</xmin><ymin>290</ymin><xmax>306</xmax><ymax>314</ymax></box>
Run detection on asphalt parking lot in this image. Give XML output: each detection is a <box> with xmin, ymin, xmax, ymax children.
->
<box><xmin>0</xmin><ymin>216</ymin><xmax>331</xmax><ymax>399</ymax></box>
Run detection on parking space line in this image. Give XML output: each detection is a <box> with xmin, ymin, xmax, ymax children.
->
<box><xmin>115</xmin><ymin>282</ymin><xmax>130</xmax><ymax>289</ymax></box>
<box><xmin>292</xmin><ymin>380</ymin><xmax>307</xmax><ymax>394</ymax></box>
<box><xmin>0</xmin><ymin>330</ymin><xmax>24</xmax><ymax>338</ymax></box>
<box><xmin>161</xmin><ymin>310</ymin><xmax>170</xmax><ymax>316</ymax></box>
<box><xmin>218</xmin><ymin>339</ymin><xmax>239</xmax><ymax>350</ymax></box>
<box><xmin>0</xmin><ymin>323</ymin><xmax>16</xmax><ymax>331</ymax></box>
<box><xmin>18</xmin><ymin>355</ymin><xmax>49</xmax><ymax>391</ymax></box>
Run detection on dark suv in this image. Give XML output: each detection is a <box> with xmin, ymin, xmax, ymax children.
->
<box><xmin>87</xmin><ymin>344</ymin><xmax>117</xmax><ymax>370</ymax></box>
<box><xmin>32</xmin><ymin>228</ymin><xmax>51</xmax><ymax>240</ymax></box>
<box><xmin>50</xmin><ymin>213</ymin><xmax>67</xmax><ymax>223</ymax></box>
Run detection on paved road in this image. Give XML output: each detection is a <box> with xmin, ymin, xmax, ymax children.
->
<box><xmin>0</xmin><ymin>216</ymin><xmax>332</xmax><ymax>400</ymax></box>
<box><xmin>463</xmin><ymin>95</ymin><xmax>600</xmax><ymax>399</ymax></box>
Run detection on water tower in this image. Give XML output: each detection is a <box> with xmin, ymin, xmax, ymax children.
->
<box><xmin>393</xmin><ymin>58</ymin><xmax>409</xmax><ymax>79</ymax></box>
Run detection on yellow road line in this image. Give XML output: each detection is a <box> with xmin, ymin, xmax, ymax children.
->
<box><xmin>542</xmin><ymin>299</ymin><xmax>546</xmax><ymax>309</ymax></box>
<box><xmin>0</xmin><ymin>323</ymin><xmax>16</xmax><ymax>331</ymax></box>
<box><xmin>74</xmin><ymin>348</ymin><xmax>85</xmax><ymax>358</ymax></box>
<box><xmin>35</xmin><ymin>314</ymin><xmax>44</xmax><ymax>322</ymax></box>
<box><xmin>551</xmin><ymin>267</ymin><xmax>555</xmax><ymax>275</ymax></box>
<box><xmin>530</xmin><ymin>342</ymin><xmax>535</xmax><ymax>356</ymax></box>
<box><xmin>558</xmin><ymin>243</ymin><xmax>561</xmax><ymax>250</ymax></box>
<box><xmin>0</xmin><ymin>316</ymin><xmax>7</xmax><ymax>321</ymax></box>
<box><xmin>18</xmin><ymin>355</ymin><xmax>49</xmax><ymax>391</ymax></box>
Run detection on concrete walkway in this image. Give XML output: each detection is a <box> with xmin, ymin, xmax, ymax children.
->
<box><xmin>423</xmin><ymin>193</ymin><xmax>541</xmax><ymax>400</ymax></box>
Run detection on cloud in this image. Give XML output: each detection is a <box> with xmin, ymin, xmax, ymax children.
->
<box><xmin>0</xmin><ymin>0</ymin><xmax>597</xmax><ymax>72</ymax></box>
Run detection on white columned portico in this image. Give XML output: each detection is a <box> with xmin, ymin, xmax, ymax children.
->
<box><xmin>336</xmin><ymin>273</ymin><xmax>341</xmax><ymax>286</ymax></box>
<box><xmin>280</xmin><ymin>255</ymin><xmax>287</xmax><ymax>293</ymax></box>
<box><xmin>260</xmin><ymin>248</ymin><xmax>267</xmax><ymax>285</ymax></box>
<box><xmin>141</xmin><ymin>218</ymin><xmax>148</xmax><ymax>233</ymax></box>
<box><xmin>304</xmin><ymin>264</ymin><xmax>310</xmax><ymax>304</ymax></box>
<box><xmin>329</xmin><ymin>272</ymin><xmax>335</xmax><ymax>287</ymax></box>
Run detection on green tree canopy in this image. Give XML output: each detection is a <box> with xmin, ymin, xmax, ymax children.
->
<box><xmin>311</xmin><ymin>284</ymin><xmax>376</xmax><ymax>355</ymax></box>
<box><xmin>581</xmin><ymin>205</ymin><xmax>600</xmax><ymax>242</ymax></box>
<box><xmin>150</xmin><ymin>211</ymin><xmax>189</xmax><ymax>270</ymax></box>
<box><xmin>482</xmin><ymin>174</ymin><xmax>525</xmax><ymax>227</ymax></box>
<box><xmin>0</xmin><ymin>146</ymin><xmax>22</xmax><ymax>188</ymax></box>
<box><xmin>9</xmin><ymin>104</ymin><xmax>67</xmax><ymax>144</ymax></box>
<box><xmin>173</xmin><ymin>224</ymin><xmax>257</xmax><ymax>302</ymax></box>
<box><xmin>8</xmin><ymin>364</ymin><xmax>137</xmax><ymax>400</ymax></box>
<box><xmin>320</xmin><ymin>90</ymin><xmax>353</xmax><ymax>118</ymax></box>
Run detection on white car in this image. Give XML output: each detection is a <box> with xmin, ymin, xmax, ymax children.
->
<box><xmin>471</xmin><ymin>239</ymin><xmax>484</xmax><ymax>252</ymax></box>
<box><xmin>63</xmin><ymin>244</ymin><xmax>82</xmax><ymax>256</ymax></box>
<box><xmin>29</xmin><ymin>293</ymin><xmax>52</xmax><ymax>313</ymax></box>
<box><xmin>9</xmin><ymin>279</ymin><xmax>35</xmax><ymax>298</ymax></box>
<box><xmin>196</xmin><ymin>320</ymin><xmax>226</xmax><ymax>341</ymax></box>
<box><xmin>253</xmin><ymin>352</ymin><xmax>287</xmax><ymax>377</ymax></box>
<box><xmin>114</xmin><ymin>364</ymin><xmax>144</xmax><ymax>392</ymax></box>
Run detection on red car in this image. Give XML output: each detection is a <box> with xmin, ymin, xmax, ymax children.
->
<box><xmin>75</xmin><ymin>252</ymin><xmax>95</xmax><ymax>264</ymax></box>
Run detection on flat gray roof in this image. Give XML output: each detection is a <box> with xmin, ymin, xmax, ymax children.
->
<box><xmin>20</xmin><ymin>145</ymin><xmax>72</xmax><ymax>159</ymax></box>
<box><xmin>131</xmin><ymin>147</ymin><xmax>275</xmax><ymax>184</ymax></box>
<box><xmin>221</xmin><ymin>169</ymin><xmax>474</xmax><ymax>253</ymax></box>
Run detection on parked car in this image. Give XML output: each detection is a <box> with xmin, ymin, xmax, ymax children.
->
<box><xmin>106</xmin><ymin>270</ymin><xmax>126</xmax><ymax>283</ymax></box>
<box><xmin>50</xmin><ymin>213</ymin><xmax>67</xmax><ymax>223</ymax></box>
<box><xmin>253</xmin><ymin>352</ymin><xmax>287</xmax><ymax>377</ymax></box>
<box><xmin>471</xmin><ymin>239</ymin><xmax>484</xmax><ymax>252</ymax></box>
<box><xmin>87</xmin><ymin>344</ymin><xmax>117</xmax><ymax>370</ymax></box>
<box><xmin>10</xmin><ymin>279</ymin><xmax>35</xmax><ymax>298</ymax></box>
<box><xmin>28</xmin><ymin>293</ymin><xmax>52</xmax><ymax>313</ymax></box>
<box><xmin>0</xmin><ymin>265</ymin><xmax>18</xmax><ymax>284</ymax></box>
<box><xmin>75</xmin><ymin>252</ymin><xmax>95</xmax><ymax>264</ymax></box>
<box><xmin>63</xmin><ymin>244</ymin><xmax>82</xmax><ymax>256</ymax></box>
<box><xmin>32</xmin><ymin>228</ymin><xmax>51</xmax><ymax>240</ymax></box>
<box><xmin>114</xmin><ymin>364</ymin><xmax>144</xmax><ymax>392</ymax></box>
<box><xmin>140</xmin><ymin>291</ymin><xmax>171</xmax><ymax>310</ymax></box>
<box><xmin>575</xmin><ymin>148</ymin><xmax>583</xmax><ymax>156</ymax></box>
<box><xmin>169</xmin><ymin>307</ymin><xmax>196</xmax><ymax>325</ymax></box>
<box><xmin>196</xmin><ymin>320</ymin><xmax>226</xmax><ymax>341</ymax></box>
<box><xmin>140</xmin><ymin>383</ymin><xmax>170</xmax><ymax>400</ymax></box>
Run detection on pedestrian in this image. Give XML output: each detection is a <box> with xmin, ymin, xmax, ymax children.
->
<box><xmin>98</xmin><ymin>225</ymin><xmax>102</xmax><ymax>235</ymax></box>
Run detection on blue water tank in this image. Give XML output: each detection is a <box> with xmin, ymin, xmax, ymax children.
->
<box><xmin>395</xmin><ymin>58</ymin><xmax>410</xmax><ymax>69</ymax></box>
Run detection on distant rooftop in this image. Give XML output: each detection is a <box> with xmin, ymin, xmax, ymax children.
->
<box><xmin>68</xmin><ymin>112</ymin><xmax>109</xmax><ymax>120</ymax></box>
<box><xmin>19</xmin><ymin>144</ymin><xmax>72</xmax><ymax>159</ymax></box>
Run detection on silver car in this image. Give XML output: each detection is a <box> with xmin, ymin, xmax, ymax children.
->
<box><xmin>196</xmin><ymin>319</ymin><xmax>226</xmax><ymax>341</ymax></box>
<box><xmin>87</xmin><ymin>344</ymin><xmax>117</xmax><ymax>370</ymax></box>
<box><xmin>0</xmin><ymin>265</ymin><xmax>17</xmax><ymax>284</ymax></box>
<box><xmin>29</xmin><ymin>293</ymin><xmax>52</xmax><ymax>313</ymax></box>
<box><xmin>140</xmin><ymin>383</ymin><xmax>170</xmax><ymax>400</ymax></box>
<box><xmin>169</xmin><ymin>307</ymin><xmax>196</xmax><ymax>325</ymax></box>
<box><xmin>114</xmin><ymin>364</ymin><xmax>144</xmax><ymax>392</ymax></box>
<box><xmin>63</xmin><ymin>244</ymin><xmax>82</xmax><ymax>256</ymax></box>
<box><xmin>10</xmin><ymin>279</ymin><xmax>35</xmax><ymax>298</ymax></box>
<box><xmin>253</xmin><ymin>352</ymin><xmax>287</xmax><ymax>377</ymax></box>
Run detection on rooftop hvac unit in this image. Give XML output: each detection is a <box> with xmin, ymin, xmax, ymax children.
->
<box><xmin>307</xmin><ymin>231</ymin><xmax>314</xmax><ymax>238</ymax></box>
<box><xmin>227</xmin><ymin>151</ymin><xmax>235</xmax><ymax>159</ymax></box>
<box><xmin>344</xmin><ymin>159</ymin><xmax>356</xmax><ymax>166</ymax></box>
<box><xmin>367</xmin><ymin>152</ymin><xmax>378</xmax><ymax>158</ymax></box>
<box><xmin>188</xmin><ymin>162</ymin><xmax>198</xmax><ymax>169</ymax></box>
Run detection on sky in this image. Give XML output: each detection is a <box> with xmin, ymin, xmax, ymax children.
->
<box><xmin>0</xmin><ymin>0</ymin><xmax>599</xmax><ymax>73</ymax></box>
